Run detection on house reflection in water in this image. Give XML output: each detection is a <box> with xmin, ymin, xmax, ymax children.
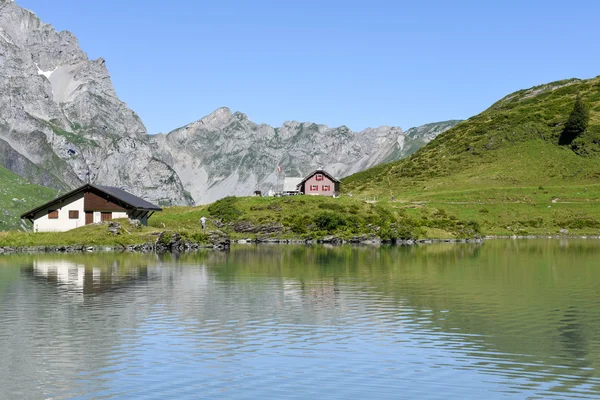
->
<box><xmin>28</xmin><ymin>259</ymin><xmax>149</xmax><ymax>295</ymax></box>
<box><xmin>300</xmin><ymin>278</ymin><xmax>340</xmax><ymax>306</ymax></box>
<box><xmin>280</xmin><ymin>278</ymin><xmax>342</xmax><ymax>324</ymax></box>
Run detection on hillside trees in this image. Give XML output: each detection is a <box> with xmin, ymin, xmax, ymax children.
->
<box><xmin>559</xmin><ymin>95</ymin><xmax>589</xmax><ymax>145</ymax></box>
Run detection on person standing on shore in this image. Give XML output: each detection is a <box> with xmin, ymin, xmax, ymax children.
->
<box><xmin>200</xmin><ymin>216</ymin><xmax>207</xmax><ymax>230</ymax></box>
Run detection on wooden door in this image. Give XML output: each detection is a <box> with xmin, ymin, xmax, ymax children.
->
<box><xmin>85</xmin><ymin>211</ymin><xmax>93</xmax><ymax>225</ymax></box>
<box><xmin>101</xmin><ymin>212</ymin><xmax>112</xmax><ymax>222</ymax></box>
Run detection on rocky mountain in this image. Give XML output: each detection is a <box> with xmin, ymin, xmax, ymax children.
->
<box><xmin>0</xmin><ymin>0</ymin><xmax>458</xmax><ymax>207</ymax></box>
<box><xmin>0</xmin><ymin>0</ymin><xmax>191</xmax><ymax>205</ymax></box>
<box><xmin>378</xmin><ymin>120</ymin><xmax>462</xmax><ymax>165</ymax></box>
<box><xmin>151</xmin><ymin>108</ymin><xmax>459</xmax><ymax>203</ymax></box>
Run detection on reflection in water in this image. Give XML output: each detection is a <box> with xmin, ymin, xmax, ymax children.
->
<box><xmin>26</xmin><ymin>258</ymin><xmax>150</xmax><ymax>295</ymax></box>
<box><xmin>0</xmin><ymin>240</ymin><xmax>599</xmax><ymax>399</ymax></box>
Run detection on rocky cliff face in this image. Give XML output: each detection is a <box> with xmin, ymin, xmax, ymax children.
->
<box><xmin>151</xmin><ymin>108</ymin><xmax>459</xmax><ymax>204</ymax></box>
<box><xmin>0</xmin><ymin>0</ymin><xmax>458</xmax><ymax>207</ymax></box>
<box><xmin>0</xmin><ymin>0</ymin><xmax>191</xmax><ymax>205</ymax></box>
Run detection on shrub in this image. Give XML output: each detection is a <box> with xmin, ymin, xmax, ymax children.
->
<box><xmin>456</xmin><ymin>220</ymin><xmax>482</xmax><ymax>238</ymax></box>
<box><xmin>433</xmin><ymin>208</ymin><xmax>448</xmax><ymax>218</ymax></box>
<box><xmin>372</xmin><ymin>205</ymin><xmax>397</xmax><ymax>225</ymax></box>
<box><xmin>395</xmin><ymin>224</ymin><xmax>420</xmax><ymax>240</ymax></box>
<box><xmin>556</xmin><ymin>218</ymin><xmax>600</xmax><ymax>229</ymax></box>
<box><xmin>187</xmin><ymin>232</ymin><xmax>209</xmax><ymax>244</ymax></box>
<box><xmin>519</xmin><ymin>217</ymin><xmax>544</xmax><ymax>228</ymax></box>
<box><xmin>318</xmin><ymin>202</ymin><xmax>345</xmax><ymax>212</ymax></box>
<box><xmin>160</xmin><ymin>232</ymin><xmax>172</xmax><ymax>245</ymax></box>
<box><xmin>207</xmin><ymin>196</ymin><xmax>242</xmax><ymax>222</ymax></box>
<box><xmin>289</xmin><ymin>215</ymin><xmax>312</xmax><ymax>234</ymax></box>
<box><xmin>314</xmin><ymin>211</ymin><xmax>347</xmax><ymax>232</ymax></box>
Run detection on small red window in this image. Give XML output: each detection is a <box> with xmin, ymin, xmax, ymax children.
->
<box><xmin>322</xmin><ymin>185</ymin><xmax>330</xmax><ymax>191</ymax></box>
<box><xmin>310</xmin><ymin>185</ymin><xmax>318</xmax><ymax>191</ymax></box>
<box><xmin>48</xmin><ymin>210</ymin><xmax>58</xmax><ymax>219</ymax></box>
<box><xmin>316</xmin><ymin>174</ymin><xmax>323</xmax><ymax>181</ymax></box>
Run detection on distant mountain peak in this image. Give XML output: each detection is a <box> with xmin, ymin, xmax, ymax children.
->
<box><xmin>193</xmin><ymin>107</ymin><xmax>232</xmax><ymax>129</ymax></box>
<box><xmin>0</xmin><ymin>0</ymin><xmax>460</xmax><ymax>213</ymax></box>
<box><xmin>152</xmin><ymin>109</ymin><xmax>460</xmax><ymax>203</ymax></box>
<box><xmin>0</xmin><ymin>0</ymin><xmax>192</xmax><ymax>206</ymax></box>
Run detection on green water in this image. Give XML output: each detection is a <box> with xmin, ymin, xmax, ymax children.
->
<box><xmin>0</xmin><ymin>240</ymin><xmax>599</xmax><ymax>399</ymax></box>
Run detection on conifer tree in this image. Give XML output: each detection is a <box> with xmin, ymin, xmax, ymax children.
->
<box><xmin>559</xmin><ymin>95</ymin><xmax>589</xmax><ymax>145</ymax></box>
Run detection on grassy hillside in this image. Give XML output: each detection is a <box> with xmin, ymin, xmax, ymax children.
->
<box><xmin>5</xmin><ymin>77</ymin><xmax>600</xmax><ymax>241</ymax></box>
<box><xmin>150</xmin><ymin>195</ymin><xmax>481</xmax><ymax>240</ymax></box>
<box><xmin>0</xmin><ymin>195</ymin><xmax>485</xmax><ymax>248</ymax></box>
<box><xmin>0</xmin><ymin>165</ymin><xmax>57</xmax><ymax>231</ymax></box>
<box><xmin>344</xmin><ymin>77</ymin><xmax>600</xmax><ymax>194</ymax></box>
<box><xmin>4</xmin><ymin>189</ymin><xmax>600</xmax><ymax>248</ymax></box>
<box><xmin>342</xmin><ymin>76</ymin><xmax>600</xmax><ymax>236</ymax></box>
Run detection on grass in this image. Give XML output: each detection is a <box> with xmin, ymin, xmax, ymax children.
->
<box><xmin>340</xmin><ymin>76</ymin><xmax>600</xmax><ymax>236</ymax></box>
<box><xmin>0</xmin><ymin>220</ymin><xmax>156</xmax><ymax>247</ymax></box>
<box><xmin>1</xmin><ymin>195</ymin><xmax>487</xmax><ymax>248</ymax></box>
<box><xmin>47</xmin><ymin>119</ymin><xmax>99</xmax><ymax>148</ymax></box>
<box><xmin>4</xmin><ymin>188</ymin><xmax>600</xmax><ymax>249</ymax></box>
<box><xmin>0</xmin><ymin>217</ymin><xmax>218</xmax><ymax>248</ymax></box>
<box><xmin>0</xmin><ymin>166</ymin><xmax>57</xmax><ymax>231</ymax></box>
<box><xmin>151</xmin><ymin>195</ymin><xmax>482</xmax><ymax>241</ymax></box>
<box><xmin>344</xmin><ymin>77</ymin><xmax>600</xmax><ymax>195</ymax></box>
<box><xmin>383</xmin><ymin>183</ymin><xmax>600</xmax><ymax>236</ymax></box>
<box><xmin>6</xmin><ymin>76</ymin><xmax>600</xmax><ymax>245</ymax></box>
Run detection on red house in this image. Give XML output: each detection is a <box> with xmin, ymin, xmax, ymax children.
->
<box><xmin>297</xmin><ymin>169</ymin><xmax>341</xmax><ymax>197</ymax></box>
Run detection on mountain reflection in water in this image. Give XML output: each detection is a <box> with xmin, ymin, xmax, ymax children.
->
<box><xmin>0</xmin><ymin>240</ymin><xmax>599</xmax><ymax>399</ymax></box>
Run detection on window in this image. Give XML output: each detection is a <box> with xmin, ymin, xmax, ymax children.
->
<box><xmin>48</xmin><ymin>210</ymin><xmax>58</xmax><ymax>219</ymax></box>
<box><xmin>69</xmin><ymin>210</ymin><xmax>79</xmax><ymax>219</ymax></box>
<box><xmin>101</xmin><ymin>212</ymin><xmax>112</xmax><ymax>222</ymax></box>
<box><xmin>316</xmin><ymin>174</ymin><xmax>323</xmax><ymax>181</ymax></box>
<box><xmin>322</xmin><ymin>185</ymin><xmax>330</xmax><ymax>191</ymax></box>
<box><xmin>310</xmin><ymin>185</ymin><xmax>318</xmax><ymax>191</ymax></box>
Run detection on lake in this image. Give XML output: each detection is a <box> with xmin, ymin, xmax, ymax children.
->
<box><xmin>1</xmin><ymin>240</ymin><xmax>599</xmax><ymax>399</ymax></box>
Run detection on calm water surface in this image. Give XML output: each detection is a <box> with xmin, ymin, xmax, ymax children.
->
<box><xmin>1</xmin><ymin>240</ymin><xmax>600</xmax><ymax>399</ymax></box>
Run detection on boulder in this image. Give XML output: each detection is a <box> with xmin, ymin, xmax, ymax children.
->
<box><xmin>318</xmin><ymin>235</ymin><xmax>343</xmax><ymax>244</ymax></box>
<box><xmin>128</xmin><ymin>219</ymin><xmax>142</xmax><ymax>229</ymax></box>
<box><xmin>107</xmin><ymin>221</ymin><xmax>121</xmax><ymax>235</ymax></box>
<box><xmin>207</xmin><ymin>230</ymin><xmax>230</xmax><ymax>250</ymax></box>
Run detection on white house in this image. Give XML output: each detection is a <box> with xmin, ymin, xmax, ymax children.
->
<box><xmin>20</xmin><ymin>184</ymin><xmax>162</xmax><ymax>232</ymax></box>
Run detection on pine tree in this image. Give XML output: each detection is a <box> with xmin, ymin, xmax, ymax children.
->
<box><xmin>559</xmin><ymin>95</ymin><xmax>589</xmax><ymax>145</ymax></box>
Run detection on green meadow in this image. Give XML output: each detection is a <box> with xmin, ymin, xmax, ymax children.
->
<box><xmin>4</xmin><ymin>77</ymin><xmax>600</xmax><ymax>247</ymax></box>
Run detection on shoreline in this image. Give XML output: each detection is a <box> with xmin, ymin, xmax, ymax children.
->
<box><xmin>1</xmin><ymin>234</ymin><xmax>599</xmax><ymax>255</ymax></box>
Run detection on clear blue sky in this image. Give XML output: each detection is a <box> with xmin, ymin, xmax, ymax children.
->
<box><xmin>16</xmin><ymin>0</ymin><xmax>600</xmax><ymax>134</ymax></box>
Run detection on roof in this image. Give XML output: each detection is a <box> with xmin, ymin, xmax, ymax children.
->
<box><xmin>20</xmin><ymin>183</ymin><xmax>162</xmax><ymax>220</ymax></box>
<box><xmin>297</xmin><ymin>169</ymin><xmax>341</xmax><ymax>188</ymax></box>
<box><xmin>283</xmin><ymin>177</ymin><xmax>303</xmax><ymax>192</ymax></box>
<box><xmin>92</xmin><ymin>185</ymin><xmax>162</xmax><ymax>211</ymax></box>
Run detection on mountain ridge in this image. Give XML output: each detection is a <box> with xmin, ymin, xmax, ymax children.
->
<box><xmin>151</xmin><ymin>107</ymin><xmax>458</xmax><ymax>204</ymax></box>
<box><xmin>0</xmin><ymin>0</ymin><xmax>459</xmax><ymax>211</ymax></box>
<box><xmin>0</xmin><ymin>0</ymin><xmax>191</xmax><ymax>206</ymax></box>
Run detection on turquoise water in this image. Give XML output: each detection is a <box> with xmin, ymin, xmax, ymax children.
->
<box><xmin>1</xmin><ymin>240</ymin><xmax>599</xmax><ymax>399</ymax></box>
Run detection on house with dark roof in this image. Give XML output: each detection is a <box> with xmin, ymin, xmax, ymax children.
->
<box><xmin>296</xmin><ymin>169</ymin><xmax>341</xmax><ymax>197</ymax></box>
<box><xmin>20</xmin><ymin>184</ymin><xmax>162</xmax><ymax>232</ymax></box>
